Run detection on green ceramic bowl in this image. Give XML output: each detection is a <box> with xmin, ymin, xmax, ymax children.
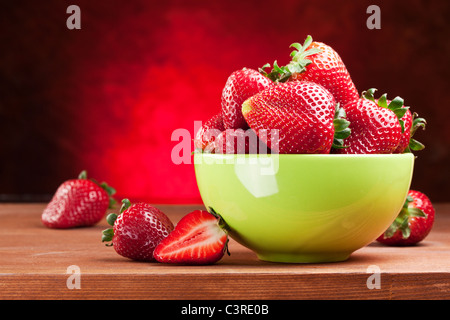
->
<box><xmin>194</xmin><ymin>153</ymin><xmax>414</xmax><ymax>263</ymax></box>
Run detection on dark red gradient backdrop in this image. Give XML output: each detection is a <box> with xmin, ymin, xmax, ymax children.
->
<box><xmin>1</xmin><ymin>0</ymin><xmax>450</xmax><ymax>203</ymax></box>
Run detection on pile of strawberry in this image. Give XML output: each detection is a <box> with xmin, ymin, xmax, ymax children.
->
<box><xmin>40</xmin><ymin>36</ymin><xmax>435</xmax><ymax>265</ymax></box>
<box><xmin>41</xmin><ymin>171</ymin><xmax>229</xmax><ymax>264</ymax></box>
<box><xmin>195</xmin><ymin>35</ymin><xmax>426</xmax><ymax>155</ymax></box>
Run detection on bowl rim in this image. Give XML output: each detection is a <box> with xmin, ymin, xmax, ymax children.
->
<box><xmin>193</xmin><ymin>152</ymin><xmax>415</xmax><ymax>159</ymax></box>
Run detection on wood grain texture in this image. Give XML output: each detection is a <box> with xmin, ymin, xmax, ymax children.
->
<box><xmin>0</xmin><ymin>203</ymin><xmax>449</xmax><ymax>300</ymax></box>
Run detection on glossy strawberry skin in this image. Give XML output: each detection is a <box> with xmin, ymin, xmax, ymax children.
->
<box><xmin>336</xmin><ymin>99</ymin><xmax>402</xmax><ymax>154</ymax></box>
<box><xmin>112</xmin><ymin>203</ymin><xmax>174</xmax><ymax>261</ymax></box>
<box><xmin>242</xmin><ymin>81</ymin><xmax>336</xmax><ymax>154</ymax></box>
<box><xmin>221</xmin><ymin>68</ymin><xmax>274</xmax><ymax>130</ymax></box>
<box><xmin>154</xmin><ymin>210</ymin><xmax>228</xmax><ymax>265</ymax></box>
<box><xmin>377</xmin><ymin>190</ymin><xmax>435</xmax><ymax>246</ymax></box>
<box><xmin>290</xmin><ymin>41</ymin><xmax>359</xmax><ymax>106</ymax></box>
<box><xmin>194</xmin><ymin>113</ymin><xmax>225</xmax><ymax>152</ymax></box>
<box><xmin>42</xmin><ymin>179</ymin><xmax>110</xmax><ymax>229</ymax></box>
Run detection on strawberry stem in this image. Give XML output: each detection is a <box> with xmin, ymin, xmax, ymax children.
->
<box><xmin>259</xmin><ymin>35</ymin><xmax>322</xmax><ymax>83</ymax></box>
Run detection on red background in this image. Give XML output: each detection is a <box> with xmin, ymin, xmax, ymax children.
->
<box><xmin>1</xmin><ymin>0</ymin><xmax>449</xmax><ymax>204</ymax></box>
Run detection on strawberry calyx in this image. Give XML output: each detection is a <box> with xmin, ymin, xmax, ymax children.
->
<box><xmin>79</xmin><ymin>170</ymin><xmax>117</xmax><ymax>209</ymax></box>
<box><xmin>332</xmin><ymin>103</ymin><xmax>351</xmax><ymax>149</ymax></box>
<box><xmin>101</xmin><ymin>199</ymin><xmax>131</xmax><ymax>246</ymax></box>
<box><xmin>382</xmin><ymin>195</ymin><xmax>427</xmax><ymax>240</ymax></box>
<box><xmin>405</xmin><ymin>112</ymin><xmax>427</xmax><ymax>152</ymax></box>
<box><xmin>259</xmin><ymin>35</ymin><xmax>321</xmax><ymax>83</ymax></box>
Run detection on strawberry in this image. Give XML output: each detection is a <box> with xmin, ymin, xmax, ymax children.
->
<box><xmin>102</xmin><ymin>199</ymin><xmax>174</xmax><ymax>261</ymax></box>
<box><xmin>377</xmin><ymin>190</ymin><xmax>435</xmax><ymax>246</ymax></box>
<box><xmin>194</xmin><ymin>113</ymin><xmax>225</xmax><ymax>152</ymax></box>
<box><xmin>241</xmin><ymin>81</ymin><xmax>350</xmax><ymax>154</ymax></box>
<box><xmin>260</xmin><ymin>35</ymin><xmax>359</xmax><ymax>106</ymax></box>
<box><xmin>154</xmin><ymin>209</ymin><xmax>229</xmax><ymax>265</ymax></box>
<box><xmin>42</xmin><ymin>170</ymin><xmax>116</xmax><ymax>229</ymax></box>
<box><xmin>211</xmin><ymin>128</ymin><xmax>271</xmax><ymax>154</ymax></box>
<box><xmin>335</xmin><ymin>89</ymin><xmax>404</xmax><ymax>154</ymax></box>
<box><xmin>221</xmin><ymin>68</ymin><xmax>274</xmax><ymax>130</ymax></box>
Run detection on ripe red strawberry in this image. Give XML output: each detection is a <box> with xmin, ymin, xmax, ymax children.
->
<box><xmin>102</xmin><ymin>199</ymin><xmax>174</xmax><ymax>261</ymax></box>
<box><xmin>335</xmin><ymin>89</ymin><xmax>404</xmax><ymax>154</ymax></box>
<box><xmin>241</xmin><ymin>81</ymin><xmax>350</xmax><ymax>154</ymax></box>
<box><xmin>260</xmin><ymin>35</ymin><xmax>359</xmax><ymax>106</ymax></box>
<box><xmin>221</xmin><ymin>68</ymin><xmax>274</xmax><ymax>130</ymax></box>
<box><xmin>194</xmin><ymin>113</ymin><xmax>225</xmax><ymax>152</ymax></box>
<box><xmin>154</xmin><ymin>209</ymin><xmax>229</xmax><ymax>265</ymax></box>
<box><xmin>211</xmin><ymin>128</ymin><xmax>271</xmax><ymax>154</ymax></box>
<box><xmin>42</xmin><ymin>170</ymin><xmax>116</xmax><ymax>229</ymax></box>
<box><xmin>377</xmin><ymin>190</ymin><xmax>435</xmax><ymax>246</ymax></box>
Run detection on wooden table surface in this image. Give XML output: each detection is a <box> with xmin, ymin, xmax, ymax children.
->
<box><xmin>0</xmin><ymin>202</ymin><xmax>449</xmax><ymax>300</ymax></box>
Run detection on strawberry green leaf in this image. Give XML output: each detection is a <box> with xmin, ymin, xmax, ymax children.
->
<box><xmin>101</xmin><ymin>228</ymin><xmax>114</xmax><ymax>245</ymax></box>
<box><xmin>377</xmin><ymin>94</ymin><xmax>388</xmax><ymax>109</ymax></box>
<box><xmin>393</xmin><ymin>107</ymin><xmax>408</xmax><ymax>119</ymax></box>
<box><xmin>102</xmin><ymin>199</ymin><xmax>132</xmax><ymax>246</ymax></box>
<box><xmin>333</xmin><ymin>118</ymin><xmax>350</xmax><ymax>132</ymax></box>
<box><xmin>409</xmin><ymin>138</ymin><xmax>425</xmax><ymax>151</ymax></box>
<box><xmin>260</xmin><ymin>35</ymin><xmax>322</xmax><ymax>83</ymax></box>
<box><xmin>411</xmin><ymin>112</ymin><xmax>427</xmax><ymax>137</ymax></box>
<box><xmin>78</xmin><ymin>170</ymin><xmax>88</xmax><ymax>180</ymax></box>
<box><xmin>362</xmin><ymin>88</ymin><xmax>377</xmax><ymax>101</ymax></box>
<box><xmin>106</xmin><ymin>213</ymin><xmax>118</xmax><ymax>226</ymax></box>
<box><xmin>388</xmin><ymin>96</ymin><xmax>404</xmax><ymax>111</ymax></box>
<box><xmin>120</xmin><ymin>199</ymin><xmax>130</xmax><ymax>212</ymax></box>
<box><xmin>332</xmin><ymin>103</ymin><xmax>351</xmax><ymax>149</ymax></box>
<box><xmin>102</xmin><ymin>213</ymin><xmax>118</xmax><ymax>244</ymax></box>
<box><xmin>408</xmin><ymin>207</ymin><xmax>427</xmax><ymax>218</ymax></box>
<box><xmin>405</xmin><ymin>112</ymin><xmax>427</xmax><ymax>152</ymax></box>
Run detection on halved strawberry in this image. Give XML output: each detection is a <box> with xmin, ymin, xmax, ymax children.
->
<box><xmin>153</xmin><ymin>209</ymin><xmax>229</xmax><ymax>265</ymax></box>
